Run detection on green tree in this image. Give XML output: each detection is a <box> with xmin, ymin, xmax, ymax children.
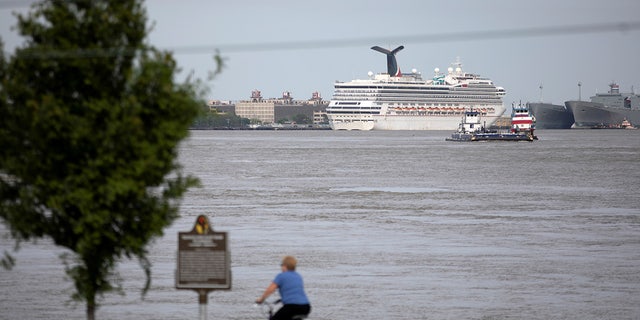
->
<box><xmin>191</xmin><ymin>109</ymin><xmax>248</xmax><ymax>129</ymax></box>
<box><xmin>293</xmin><ymin>114</ymin><xmax>311</xmax><ymax>124</ymax></box>
<box><xmin>0</xmin><ymin>1</ymin><xmax>204</xmax><ymax>319</ymax></box>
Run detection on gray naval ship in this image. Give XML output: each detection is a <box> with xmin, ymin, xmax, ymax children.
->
<box><xmin>527</xmin><ymin>102</ymin><xmax>574</xmax><ymax>129</ymax></box>
<box><xmin>565</xmin><ymin>83</ymin><xmax>640</xmax><ymax>128</ymax></box>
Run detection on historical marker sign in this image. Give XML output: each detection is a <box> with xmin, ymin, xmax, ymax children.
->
<box><xmin>176</xmin><ymin>215</ymin><xmax>231</xmax><ymax>290</ymax></box>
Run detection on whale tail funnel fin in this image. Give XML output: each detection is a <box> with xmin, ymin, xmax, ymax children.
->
<box><xmin>371</xmin><ymin>45</ymin><xmax>404</xmax><ymax>77</ymax></box>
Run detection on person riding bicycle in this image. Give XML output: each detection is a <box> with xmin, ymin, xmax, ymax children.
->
<box><xmin>255</xmin><ymin>255</ymin><xmax>311</xmax><ymax>320</ymax></box>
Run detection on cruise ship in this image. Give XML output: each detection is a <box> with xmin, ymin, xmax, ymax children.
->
<box><xmin>326</xmin><ymin>46</ymin><xmax>506</xmax><ymax>130</ymax></box>
<box><xmin>565</xmin><ymin>83</ymin><xmax>640</xmax><ymax>128</ymax></box>
<box><xmin>527</xmin><ymin>102</ymin><xmax>574</xmax><ymax>129</ymax></box>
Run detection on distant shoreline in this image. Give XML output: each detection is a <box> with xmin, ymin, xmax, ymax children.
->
<box><xmin>190</xmin><ymin>126</ymin><xmax>332</xmax><ymax>131</ymax></box>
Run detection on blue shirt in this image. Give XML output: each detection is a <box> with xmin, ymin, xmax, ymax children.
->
<box><xmin>274</xmin><ymin>271</ymin><xmax>310</xmax><ymax>305</ymax></box>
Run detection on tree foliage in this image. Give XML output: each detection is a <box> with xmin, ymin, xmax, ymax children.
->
<box><xmin>191</xmin><ymin>109</ymin><xmax>249</xmax><ymax>129</ymax></box>
<box><xmin>0</xmin><ymin>1</ymin><xmax>202</xmax><ymax>318</ymax></box>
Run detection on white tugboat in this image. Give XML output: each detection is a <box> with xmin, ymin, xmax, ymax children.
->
<box><xmin>446</xmin><ymin>105</ymin><xmax>537</xmax><ymax>142</ymax></box>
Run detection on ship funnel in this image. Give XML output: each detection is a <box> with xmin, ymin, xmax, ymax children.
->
<box><xmin>371</xmin><ymin>45</ymin><xmax>404</xmax><ymax>77</ymax></box>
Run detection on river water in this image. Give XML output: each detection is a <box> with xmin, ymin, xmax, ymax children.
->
<box><xmin>1</xmin><ymin>129</ymin><xmax>640</xmax><ymax>320</ymax></box>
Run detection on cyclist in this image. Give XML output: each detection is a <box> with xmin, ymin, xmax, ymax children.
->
<box><xmin>255</xmin><ymin>255</ymin><xmax>311</xmax><ymax>320</ymax></box>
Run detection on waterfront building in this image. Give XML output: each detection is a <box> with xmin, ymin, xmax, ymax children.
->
<box><xmin>210</xmin><ymin>90</ymin><xmax>329</xmax><ymax>125</ymax></box>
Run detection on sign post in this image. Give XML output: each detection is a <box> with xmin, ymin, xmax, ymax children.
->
<box><xmin>176</xmin><ymin>215</ymin><xmax>231</xmax><ymax>320</ymax></box>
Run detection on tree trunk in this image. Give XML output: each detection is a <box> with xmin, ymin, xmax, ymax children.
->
<box><xmin>87</xmin><ymin>302</ymin><xmax>95</xmax><ymax>320</ymax></box>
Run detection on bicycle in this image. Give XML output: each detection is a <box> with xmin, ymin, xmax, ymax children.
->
<box><xmin>255</xmin><ymin>298</ymin><xmax>308</xmax><ymax>320</ymax></box>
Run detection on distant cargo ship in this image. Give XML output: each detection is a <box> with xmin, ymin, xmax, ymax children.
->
<box><xmin>565</xmin><ymin>83</ymin><xmax>640</xmax><ymax>128</ymax></box>
<box><xmin>527</xmin><ymin>102</ymin><xmax>574</xmax><ymax>129</ymax></box>
<box><xmin>326</xmin><ymin>45</ymin><xmax>506</xmax><ymax>130</ymax></box>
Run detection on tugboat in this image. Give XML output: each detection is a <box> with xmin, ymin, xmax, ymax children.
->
<box><xmin>446</xmin><ymin>104</ymin><xmax>537</xmax><ymax>142</ymax></box>
<box><xmin>445</xmin><ymin>109</ymin><xmax>489</xmax><ymax>141</ymax></box>
<box><xmin>510</xmin><ymin>102</ymin><xmax>538</xmax><ymax>139</ymax></box>
<box><xmin>620</xmin><ymin>118</ymin><xmax>637</xmax><ymax>129</ymax></box>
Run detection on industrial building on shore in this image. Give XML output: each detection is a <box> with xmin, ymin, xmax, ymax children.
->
<box><xmin>208</xmin><ymin>90</ymin><xmax>329</xmax><ymax>126</ymax></box>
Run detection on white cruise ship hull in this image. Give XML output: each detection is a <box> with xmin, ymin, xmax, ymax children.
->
<box><xmin>328</xmin><ymin>105</ymin><xmax>505</xmax><ymax>131</ymax></box>
<box><xmin>372</xmin><ymin>113</ymin><xmax>503</xmax><ymax>130</ymax></box>
<box><xmin>329</xmin><ymin>119</ymin><xmax>375</xmax><ymax>130</ymax></box>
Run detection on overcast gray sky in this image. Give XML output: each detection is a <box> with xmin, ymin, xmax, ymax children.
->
<box><xmin>2</xmin><ymin>0</ymin><xmax>639</xmax><ymax>106</ymax></box>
